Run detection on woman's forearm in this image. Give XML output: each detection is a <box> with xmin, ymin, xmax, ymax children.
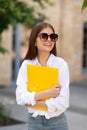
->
<box><xmin>35</xmin><ymin>85</ymin><xmax>61</xmax><ymax>101</ymax></box>
<box><xmin>35</xmin><ymin>90</ymin><xmax>49</xmax><ymax>101</ymax></box>
<box><xmin>35</xmin><ymin>100</ymin><xmax>47</xmax><ymax>108</ymax></box>
<box><xmin>26</xmin><ymin>100</ymin><xmax>47</xmax><ymax>108</ymax></box>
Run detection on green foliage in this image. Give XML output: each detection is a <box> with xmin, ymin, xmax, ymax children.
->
<box><xmin>0</xmin><ymin>0</ymin><xmax>51</xmax><ymax>54</ymax></box>
<box><xmin>0</xmin><ymin>34</ymin><xmax>8</xmax><ymax>54</ymax></box>
<box><xmin>33</xmin><ymin>0</ymin><xmax>53</xmax><ymax>8</ymax></box>
<box><xmin>0</xmin><ymin>46</ymin><xmax>9</xmax><ymax>55</ymax></box>
<box><xmin>82</xmin><ymin>0</ymin><xmax>87</xmax><ymax>11</ymax></box>
<box><xmin>0</xmin><ymin>103</ymin><xmax>10</xmax><ymax>122</ymax></box>
<box><xmin>0</xmin><ymin>0</ymin><xmax>47</xmax><ymax>33</ymax></box>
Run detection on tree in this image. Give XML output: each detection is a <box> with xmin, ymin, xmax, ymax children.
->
<box><xmin>82</xmin><ymin>0</ymin><xmax>87</xmax><ymax>11</ymax></box>
<box><xmin>0</xmin><ymin>0</ymin><xmax>52</xmax><ymax>54</ymax></box>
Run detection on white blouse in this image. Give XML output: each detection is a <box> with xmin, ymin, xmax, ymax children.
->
<box><xmin>16</xmin><ymin>54</ymin><xmax>70</xmax><ymax>119</ymax></box>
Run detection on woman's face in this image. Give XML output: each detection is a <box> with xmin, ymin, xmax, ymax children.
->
<box><xmin>35</xmin><ymin>27</ymin><xmax>56</xmax><ymax>54</ymax></box>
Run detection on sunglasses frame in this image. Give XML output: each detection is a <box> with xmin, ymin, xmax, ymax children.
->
<box><xmin>37</xmin><ymin>33</ymin><xmax>58</xmax><ymax>42</ymax></box>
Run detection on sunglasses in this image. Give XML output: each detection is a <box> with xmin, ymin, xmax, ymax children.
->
<box><xmin>37</xmin><ymin>33</ymin><xmax>58</xmax><ymax>42</ymax></box>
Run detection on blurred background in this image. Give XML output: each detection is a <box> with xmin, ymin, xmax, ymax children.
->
<box><xmin>0</xmin><ymin>0</ymin><xmax>87</xmax><ymax>130</ymax></box>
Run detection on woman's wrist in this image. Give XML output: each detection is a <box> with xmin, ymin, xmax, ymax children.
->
<box><xmin>36</xmin><ymin>100</ymin><xmax>47</xmax><ymax>108</ymax></box>
<box><xmin>35</xmin><ymin>90</ymin><xmax>50</xmax><ymax>101</ymax></box>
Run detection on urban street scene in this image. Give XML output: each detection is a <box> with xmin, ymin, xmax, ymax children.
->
<box><xmin>0</xmin><ymin>0</ymin><xmax>87</xmax><ymax>130</ymax></box>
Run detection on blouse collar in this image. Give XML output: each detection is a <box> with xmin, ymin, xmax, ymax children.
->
<box><xmin>34</xmin><ymin>54</ymin><xmax>55</xmax><ymax>67</ymax></box>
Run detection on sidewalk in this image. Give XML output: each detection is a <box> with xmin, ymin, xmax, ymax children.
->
<box><xmin>67</xmin><ymin>82</ymin><xmax>87</xmax><ymax>130</ymax></box>
<box><xmin>0</xmin><ymin>82</ymin><xmax>87</xmax><ymax>130</ymax></box>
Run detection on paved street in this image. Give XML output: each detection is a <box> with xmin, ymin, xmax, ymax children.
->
<box><xmin>0</xmin><ymin>82</ymin><xmax>87</xmax><ymax>130</ymax></box>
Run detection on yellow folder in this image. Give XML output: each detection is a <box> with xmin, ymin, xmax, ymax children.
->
<box><xmin>27</xmin><ymin>64</ymin><xmax>58</xmax><ymax>111</ymax></box>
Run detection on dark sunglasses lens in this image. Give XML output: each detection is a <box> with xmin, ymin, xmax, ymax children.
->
<box><xmin>41</xmin><ymin>33</ymin><xmax>48</xmax><ymax>41</ymax></box>
<box><xmin>38</xmin><ymin>33</ymin><xmax>58</xmax><ymax>42</ymax></box>
<box><xmin>50</xmin><ymin>34</ymin><xmax>58</xmax><ymax>41</ymax></box>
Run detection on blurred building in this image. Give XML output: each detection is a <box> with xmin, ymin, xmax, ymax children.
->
<box><xmin>0</xmin><ymin>0</ymin><xmax>87</xmax><ymax>86</ymax></box>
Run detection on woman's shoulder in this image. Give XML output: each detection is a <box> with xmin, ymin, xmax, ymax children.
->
<box><xmin>52</xmin><ymin>54</ymin><xmax>68</xmax><ymax>68</ymax></box>
<box><xmin>22</xmin><ymin>59</ymin><xmax>31</xmax><ymax>64</ymax></box>
<box><xmin>53</xmin><ymin>54</ymin><xmax>67</xmax><ymax>64</ymax></box>
<box><xmin>20</xmin><ymin>59</ymin><xmax>33</xmax><ymax>68</ymax></box>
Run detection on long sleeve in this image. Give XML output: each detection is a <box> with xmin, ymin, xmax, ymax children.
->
<box><xmin>45</xmin><ymin>62</ymin><xmax>70</xmax><ymax>113</ymax></box>
<box><xmin>16</xmin><ymin>61</ymin><xmax>36</xmax><ymax>106</ymax></box>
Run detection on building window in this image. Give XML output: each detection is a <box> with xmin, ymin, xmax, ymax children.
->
<box><xmin>82</xmin><ymin>23</ymin><xmax>87</xmax><ymax>73</ymax></box>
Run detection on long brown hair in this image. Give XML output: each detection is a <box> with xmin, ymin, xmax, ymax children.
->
<box><xmin>24</xmin><ymin>22</ymin><xmax>57</xmax><ymax>60</ymax></box>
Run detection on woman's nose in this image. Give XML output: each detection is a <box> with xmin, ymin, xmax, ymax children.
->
<box><xmin>47</xmin><ymin>36</ymin><xmax>51</xmax><ymax>41</ymax></box>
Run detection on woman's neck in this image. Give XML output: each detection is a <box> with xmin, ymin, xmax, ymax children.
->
<box><xmin>37</xmin><ymin>52</ymin><xmax>50</xmax><ymax>66</ymax></box>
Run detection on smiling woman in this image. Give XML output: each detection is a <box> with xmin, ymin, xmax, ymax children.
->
<box><xmin>16</xmin><ymin>22</ymin><xmax>70</xmax><ymax>130</ymax></box>
<box><xmin>35</xmin><ymin>26</ymin><xmax>57</xmax><ymax>63</ymax></box>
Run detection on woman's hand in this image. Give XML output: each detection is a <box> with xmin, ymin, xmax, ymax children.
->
<box><xmin>25</xmin><ymin>85</ymin><xmax>61</xmax><ymax>108</ymax></box>
<box><xmin>47</xmin><ymin>85</ymin><xmax>61</xmax><ymax>98</ymax></box>
<box><xmin>35</xmin><ymin>84</ymin><xmax>61</xmax><ymax>101</ymax></box>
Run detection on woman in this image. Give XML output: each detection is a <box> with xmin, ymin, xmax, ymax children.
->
<box><xmin>16</xmin><ymin>22</ymin><xmax>70</xmax><ymax>130</ymax></box>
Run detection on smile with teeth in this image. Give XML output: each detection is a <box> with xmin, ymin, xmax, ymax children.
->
<box><xmin>44</xmin><ymin>43</ymin><xmax>52</xmax><ymax>46</ymax></box>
